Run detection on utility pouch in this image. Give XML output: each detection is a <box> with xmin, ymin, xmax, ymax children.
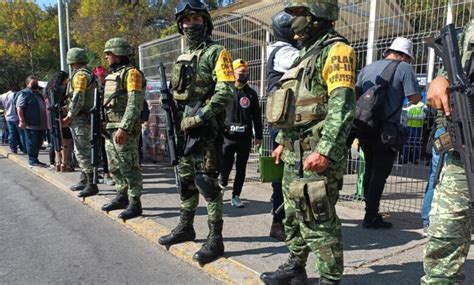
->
<box><xmin>289</xmin><ymin>181</ymin><xmax>313</xmax><ymax>222</ymax></box>
<box><xmin>266</xmin><ymin>88</ymin><xmax>295</xmax><ymax>128</ymax></box>
<box><xmin>289</xmin><ymin>179</ymin><xmax>332</xmax><ymax>223</ymax></box>
<box><xmin>172</xmin><ymin>53</ymin><xmax>198</xmax><ymax>102</ymax></box>
<box><xmin>306</xmin><ymin>179</ymin><xmax>333</xmax><ymax>222</ymax></box>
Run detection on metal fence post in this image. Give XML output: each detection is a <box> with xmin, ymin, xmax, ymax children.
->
<box><xmin>366</xmin><ymin>0</ymin><xmax>378</xmax><ymax>65</ymax></box>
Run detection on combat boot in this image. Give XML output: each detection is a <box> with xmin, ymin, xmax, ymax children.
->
<box><xmin>193</xmin><ymin>220</ymin><xmax>224</xmax><ymax>265</ymax></box>
<box><xmin>260</xmin><ymin>254</ymin><xmax>308</xmax><ymax>285</ymax></box>
<box><xmin>77</xmin><ymin>173</ymin><xmax>99</xmax><ymax>198</ymax></box>
<box><xmin>118</xmin><ymin>196</ymin><xmax>142</xmax><ymax>220</ymax></box>
<box><xmin>70</xmin><ymin>172</ymin><xmax>86</xmax><ymax>191</ymax></box>
<box><xmin>159</xmin><ymin>210</ymin><xmax>196</xmax><ymax>247</ymax></box>
<box><xmin>101</xmin><ymin>193</ymin><xmax>129</xmax><ymax>212</ymax></box>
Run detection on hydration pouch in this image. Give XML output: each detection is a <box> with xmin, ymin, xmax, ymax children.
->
<box><xmin>289</xmin><ymin>179</ymin><xmax>333</xmax><ymax>223</ymax></box>
<box><xmin>172</xmin><ymin>53</ymin><xmax>198</xmax><ymax>102</ymax></box>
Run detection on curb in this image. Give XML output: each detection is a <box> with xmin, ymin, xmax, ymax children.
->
<box><xmin>0</xmin><ymin>147</ymin><xmax>262</xmax><ymax>284</ymax></box>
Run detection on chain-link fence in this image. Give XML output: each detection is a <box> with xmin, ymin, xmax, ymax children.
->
<box><xmin>139</xmin><ymin>0</ymin><xmax>474</xmax><ymax>214</ymax></box>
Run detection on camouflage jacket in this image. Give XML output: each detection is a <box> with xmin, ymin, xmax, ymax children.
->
<box><xmin>276</xmin><ymin>29</ymin><xmax>356</xmax><ymax>167</ymax></box>
<box><xmin>67</xmin><ymin>67</ymin><xmax>96</xmax><ymax>120</ymax></box>
<box><xmin>180</xmin><ymin>40</ymin><xmax>235</xmax><ymax>121</ymax></box>
<box><xmin>103</xmin><ymin>64</ymin><xmax>145</xmax><ymax>132</ymax></box>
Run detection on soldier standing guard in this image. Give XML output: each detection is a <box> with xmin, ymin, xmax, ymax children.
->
<box><xmin>100</xmin><ymin>38</ymin><xmax>145</xmax><ymax>221</ymax></box>
<box><xmin>158</xmin><ymin>0</ymin><xmax>235</xmax><ymax>265</ymax></box>
<box><xmin>261</xmin><ymin>0</ymin><xmax>356</xmax><ymax>284</ymax></box>
<box><xmin>62</xmin><ymin>48</ymin><xmax>99</xmax><ymax>198</ymax></box>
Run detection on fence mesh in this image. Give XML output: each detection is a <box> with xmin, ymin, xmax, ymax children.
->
<box><xmin>139</xmin><ymin>0</ymin><xmax>474</xmax><ymax>214</ymax></box>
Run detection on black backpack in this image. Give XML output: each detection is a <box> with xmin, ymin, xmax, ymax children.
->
<box><xmin>353</xmin><ymin>60</ymin><xmax>401</xmax><ymax>139</ymax></box>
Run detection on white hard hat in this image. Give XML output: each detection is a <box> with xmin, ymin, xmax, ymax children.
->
<box><xmin>386</xmin><ymin>37</ymin><xmax>415</xmax><ymax>62</ymax></box>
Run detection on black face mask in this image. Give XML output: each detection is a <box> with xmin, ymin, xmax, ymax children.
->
<box><xmin>30</xmin><ymin>83</ymin><xmax>39</xmax><ymax>90</ymax></box>
<box><xmin>183</xmin><ymin>24</ymin><xmax>207</xmax><ymax>45</ymax></box>
<box><xmin>237</xmin><ymin>73</ymin><xmax>249</xmax><ymax>84</ymax></box>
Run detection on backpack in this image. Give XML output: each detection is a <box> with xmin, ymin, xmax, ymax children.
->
<box><xmin>353</xmin><ymin>60</ymin><xmax>401</xmax><ymax>139</ymax></box>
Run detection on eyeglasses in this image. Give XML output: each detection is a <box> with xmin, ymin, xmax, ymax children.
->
<box><xmin>175</xmin><ymin>0</ymin><xmax>208</xmax><ymax>15</ymax></box>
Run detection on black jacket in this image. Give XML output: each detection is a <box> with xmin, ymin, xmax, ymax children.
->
<box><xmin>224</xmin><ymin>84</ymin><xmax>263</xmax><ymax>140</ymax></box>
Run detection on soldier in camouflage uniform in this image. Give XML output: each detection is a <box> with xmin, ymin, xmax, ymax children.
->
<box><xmin>421</xmin><ymin>20</ymin><xmax>473</xmax><ymax>284</ymax></box>
<box><xmin>100</xmin><ymin>38</ymin><xmax>145</xmax><ymax>221</ymax></box>
<box><xmin>261</xmin><ymin>1</ymin><xmax>356</xmax><ymax>284</ymax></box>
<box><xmin>62</xmin><ymin>48</ymin><xmax>99</xmax><ymax>198</ymax></box>
<box><xmin>158</xmin><ymin>0</ymin><xmax>235</xmax><ymax>265</ymax></box>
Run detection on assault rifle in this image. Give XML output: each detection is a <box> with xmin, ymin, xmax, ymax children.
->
<box><xmin>90</xmin><ymin>88</ymin><xmax>102</xmax><ymax>184</ymax></box>
<box><xmin>426</xmin><ymin>23</ymin><xmax>474</xmax><ymax>199</ymax></box>
<box><xmin>158</xmin><ymin>63</ymin><xmax>179</xmax><ymax>166</ymax></box>
<box><xmin>48</xmin><ymin>89</ymin><xmax>63</xmax><ymax>153</ymax></box>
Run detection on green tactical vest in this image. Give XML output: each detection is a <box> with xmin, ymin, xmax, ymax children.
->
<box><xmin>171</xmin><ymin>44</ymin><xmax>218</xmax><ymax>103</ymax></box>
<box><xmin>103</xmin><ymin>65</ymin><xmax>139</xmax><ymax>123</ymax></box>
<box><xmin>266</xmin><ymin>51</ymin><xmax>328</xmax><ymax>129</ymax></box>
<box><xmin>67</xmin><ymin>67</ymin><xmax>96</xmax><ymax>115</ymax></box>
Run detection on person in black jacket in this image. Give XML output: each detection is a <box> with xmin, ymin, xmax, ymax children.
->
<box><xmin>219</xmin><ymin>59</ymin><xmax>263</xmax><ymax>208</ymax></box>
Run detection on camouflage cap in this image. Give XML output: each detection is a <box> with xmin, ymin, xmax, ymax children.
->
<box><xmin>283</xmin><ymin>0</ymin><xmax>339</xmax><ymax>22</ymax></box>
<box><xmin>104</xmin><ymin>37</ymin><xmax>132</xmax><ymax>56</ymax></box>
<box><xmin>66</xmin><ymin>47</ymin><xmax>88</xmax><ymax>65</ymax></box>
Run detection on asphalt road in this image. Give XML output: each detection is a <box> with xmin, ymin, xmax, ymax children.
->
<box><xmin>0</xmin><ymin>156</ymin><xmax>220</xmax><ymax>285</ymax></box>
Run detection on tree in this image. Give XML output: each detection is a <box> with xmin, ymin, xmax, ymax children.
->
<box><xmin>0</xmin><ymin>1</ymin><xmax>60</xmax><ymax>91</ymax></box>
<box><xmin>72</xmin><ymin>0</ymin><xmax>167</xmax><ymax>66</ymax></box>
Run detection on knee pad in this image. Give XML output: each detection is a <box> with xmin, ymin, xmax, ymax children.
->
<box><xmin>194</xmin><ymin>173</ymin><xmax>219</xmax><ymax>202</ymax></box>
<box><xmin>178</xmin><ymin>177</ymin><xmax>195</xmax><ymax>201</ymax></box>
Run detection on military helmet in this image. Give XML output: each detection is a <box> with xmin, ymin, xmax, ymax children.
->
<box><xmin>103</xmin><ymin>37</ymin><xmax>132</xmax><ymax>56</ymax></box>
<box><xmin>175</xmin><ymin>0</ymin><xmax>214</xmax><ymax>35</ymax></box>
<box><xmin>66</xmin><ymin>47</ymin><xmax>88</xmax><ymax>65</ymax></box>
<box><xmin>272</xmin><ymin>11</ymin><xmax>296</xmax><ymax>44</ymax></box>
<box><xmin>283</xmin><ymin>0</ymin><xmax>339</xmax><ymax>22</ymax></box>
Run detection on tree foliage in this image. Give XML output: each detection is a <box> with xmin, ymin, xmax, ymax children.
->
<box><xmin>72</xmin><ymin>0</ymin><xmax>175</xmax><ymax>66</ymax></box>
<box><xmin>0</xmin><ymin>1</ymin><xmax>60</xmax><ymax>91</ymax></box>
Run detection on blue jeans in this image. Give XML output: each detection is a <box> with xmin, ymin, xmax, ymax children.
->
<box><xmin>25</xmin><ymin>129</ymin><xmax>44</xmax><ymax>165</ymax></box>
<box><xmin>6</xmin><ymin>121</ymin><xmax>26</xmax><ymax>153</ymax></box>
<box><xmin>403</xmin><ymin>126</ymin><xmax>423</xmax><ymax>163</ymax></box>
<box><xmin>421</xmin><ymin>127</ymin><xmax>447</xmax><ymax>227</ymax></box>
<box><xmin>1</xmin><ymin>124</ymin><xmax>8</xmax><ymax>144</ymax></box>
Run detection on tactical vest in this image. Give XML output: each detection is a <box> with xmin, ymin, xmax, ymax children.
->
<box><xmin>172</xmin><ymin>45</ymin><xmax>217</xmax><ymax>103</ymax></box>
<box><xmin>67</xmin><ymin>67</ymin><xmax>96</xmax><ymax>115</ymax></box>
<box><xmin>266</xmin><ymin>51</ymin><xmax>327</xmax><ymax>129</ymax></box>
<box><xmin>103</xmin><ymin>65</ymin><xmax>141</xmax><ymax>123</ymax></box>
<box><xmin>266</xmin><ymin>38</ymin><xmax>345</xmax><ymax>129</ymax></box>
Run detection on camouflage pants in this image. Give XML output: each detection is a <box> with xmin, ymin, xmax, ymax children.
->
<box><xmin>70</xmin><ymin>118</ymin><xmax>92</xmax><ymax>173</ymax></box>
<box><xmin>177</xmin><ymin>138</ymin><xmax>223</xmax><ymax>223</ymax></box>
<box><xmin>421</xmin><ymin>152</ymin><xmax>471</xmax><ymax>284</ymax></box>
<box><xmin>105</xmin><ymin>128</ymin><xmax>142</xmax><ymax>198</ymax></box>
<box><xmin>282</xmin><ymin>162</ymin><xmax>344</xmax><ymax>282</ymax></box>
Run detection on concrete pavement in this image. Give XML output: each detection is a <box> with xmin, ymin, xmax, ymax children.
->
<box><xmin>0</xmin><ymin>145</ymin><xmax>472</xmax><ymax>284</ymax></box>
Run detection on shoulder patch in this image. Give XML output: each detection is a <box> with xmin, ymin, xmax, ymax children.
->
<box><xmin>73</xmin><ymin>72</ymin><xmax>87</xmax><ymax>93</ymax></box>
<box><xmin>322</xmin><ymin>43</ymin><xmax>356</xmax><ymax>94</ymax></box>
<box><xmin>215</xmin><ymin>49</ymin><xmax>235</xmax><ymax>82</ymax></box>
<box><xmin>126</xmin><ymin>69</ymin><xmax>143</xmax><ymax>92</ymax></box>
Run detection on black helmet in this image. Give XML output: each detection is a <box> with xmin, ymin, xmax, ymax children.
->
<box><xmin>271</xmin><ymin>11</ymin><xmax>296</xmax><ymax>45</ymax></box>
<box><xmin>175</xmin><ymin>0</ymin><xmax>214</xmax><ymax>35</ymax></box>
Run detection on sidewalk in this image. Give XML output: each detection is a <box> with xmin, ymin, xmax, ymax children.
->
<box><xmin>1</xmin><ymin>145</ymin><xmax>473</xmax><ymax>285</ymax></box>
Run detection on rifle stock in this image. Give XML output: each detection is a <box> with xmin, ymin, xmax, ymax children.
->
<box><xmin>426</xmin><ymin>23</ymin><xmax>474</xmax><ymax>199</ymax></box>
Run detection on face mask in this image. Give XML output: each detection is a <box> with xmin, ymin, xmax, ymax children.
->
<box><xmin>183</xmin><ymin>24</ymin><xmax>207</xmax><ymax>45</ymax></box>
<box><xmin>237</xmin><ymin>73</ymin><xmax>249</xmax><ymax>84</ymax></box>
<box><xmin>291</xmin><ymin>16</ymin><xmax>329</xmax><ymax>47</ymax></box>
